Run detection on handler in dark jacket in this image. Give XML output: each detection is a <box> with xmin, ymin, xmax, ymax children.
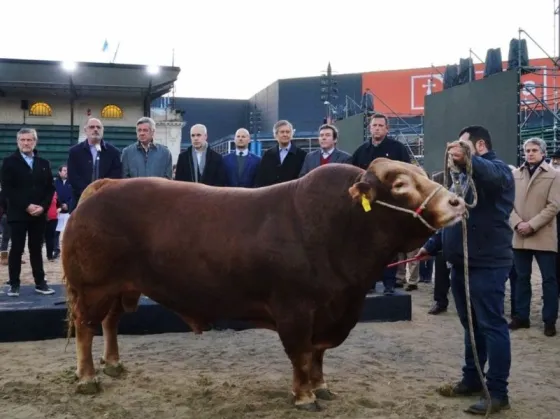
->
<box><xmin>67</xmin><ymin>117</ymin><xmax>122</xmax><ymax>208</ymax></box>
<box><xmin>1</xmin><ymin>128</ymin><xmax>56</xmax><ymax>297</ymax></box>
<box><xmin>419</xmin><ymin>126</ymin><xmax>514</xmax><ymax>415</ymax></box>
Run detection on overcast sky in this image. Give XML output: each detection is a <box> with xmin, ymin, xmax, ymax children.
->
<box><xmin>0</xmin><ymin>0</ymin><xmax>557</xmax><ymax>99</ymax></box>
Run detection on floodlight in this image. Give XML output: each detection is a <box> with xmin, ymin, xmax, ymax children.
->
<box><xmin>147</xmin><ymin>65</ymin><xmax>160</xmax><ymax>75</ymax></box>
<box><xmin>62</xmin><ymin>61</ymin><xmax>77</xmax><ymax>72</ymax></box>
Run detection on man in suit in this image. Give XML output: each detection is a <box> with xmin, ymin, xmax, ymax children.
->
<box><xmin>175</xmin><ymin>124</ymin><xmax>227</xmax><ymax>186</ymax></box>
<box><xmin>67</xmin><ymin>117</ymin><xmax>122</xmax><ymax>208</ymax></box>
<box><xmin>254</xmin><ymin>120</ymin><xmax>307</xmax><ymax>187</ymax></box>
<box><xmin>299</xmin><ymin>124</ymin><xmax>351</xmax><ymax>177</ymax></box>
<box><xmin>223</xmin><ymin>128</ymin><xmax>261</xmax><ymax>187</ymax></box>
<box><xmin>1</xmin><ymin>128</ymin><xmax>55</xmax><ymax>297</ymax></box>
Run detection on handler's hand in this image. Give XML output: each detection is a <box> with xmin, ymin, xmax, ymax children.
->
<box><xmin>415</xmin><ymin>248</ymin><xmax>431</xmax><ymax>260</ymax></box>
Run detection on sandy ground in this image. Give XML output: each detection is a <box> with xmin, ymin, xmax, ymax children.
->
<box><xmin>0</xmin><ymin>252</ymin><xmax>559</xmax><ymax>419</ymax></box>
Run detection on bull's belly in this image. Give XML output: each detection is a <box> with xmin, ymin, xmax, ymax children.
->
<box><xmin>137</xmin><ymin>282</ymin><xmax>275</xmax><ymax>330</ymax></box>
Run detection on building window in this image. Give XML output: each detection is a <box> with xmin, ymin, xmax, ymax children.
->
<box><xmin>101</xmin><ymin>104</ymin><xmax>124</xmax><ymax>119</ymax></box>
<box><xmin>29</xmin><ymin>102</ymin><xmax>53</xmax><ymax>117</ymax></box>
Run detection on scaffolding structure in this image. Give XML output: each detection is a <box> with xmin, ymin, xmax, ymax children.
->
<box><xmin>516</xmin><ymin>25</ymin><xmax>560</xmax><ymax>161</ymax></box>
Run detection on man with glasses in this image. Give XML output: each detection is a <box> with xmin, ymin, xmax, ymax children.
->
<box><xmin>67</xmin><ymin>118</ymin><xmax>122</xmax><ymax>208</ymax></box>
<box><xmin>175</xmin><ymin>124</ymin><xmax>227</xmax><ymax>186</ymax></box>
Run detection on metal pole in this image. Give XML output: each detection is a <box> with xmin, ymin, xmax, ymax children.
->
<box><xmin>69</xmin><ymin>75</ymin><xmax>75</xmax><ymax>144</ymax></box>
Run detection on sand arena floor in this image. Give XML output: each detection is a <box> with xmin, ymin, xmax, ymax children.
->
<box><xmin>0</xmin><ymin>253</ymin><xmax>559</xmax><ymax>419</ymax></box>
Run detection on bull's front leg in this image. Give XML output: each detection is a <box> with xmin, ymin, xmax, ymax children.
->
<box><xmin>275</xmin><ymin>305</ymin><xmax>321</xmax><ymax>411</ymax></box>
<box><xmin>288</xmin><ymin>350</ymin><xmax>320</xmax><ymax>411</ymax></box>
<box><xmin>310</xmin><ymin>348</ymin><xmax>337</xmax><ymax>401</ymax></box>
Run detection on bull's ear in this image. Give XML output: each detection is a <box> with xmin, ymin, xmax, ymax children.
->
<box><xmin>348</xmin><ymin>181</ymin><xmax>375</xmax><ymax>202</ymax></box>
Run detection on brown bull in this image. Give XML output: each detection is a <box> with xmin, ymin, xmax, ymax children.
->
<box><xmin>63</xmin><ymin>158</ymin><xmax>466</xmax><ymax>411</ymax></box>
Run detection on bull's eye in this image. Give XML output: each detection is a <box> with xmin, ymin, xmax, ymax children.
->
<box><xmin>393</xmin><ymin>181</ymin><xmax>405</xmax><ymax>189</ymax></box>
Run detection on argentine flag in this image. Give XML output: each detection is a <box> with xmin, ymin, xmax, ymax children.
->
<box><xmin>102</xmin><ymin>39</ymin><xmax>109</xmax><ymax>53</ymax></box>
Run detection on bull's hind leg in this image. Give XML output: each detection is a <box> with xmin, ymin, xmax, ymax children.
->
<box><xmin>73</xmin><ymin>287</ymin><xmax>122</xmax><ymax>394</ymax></box>
<box><xmin>74</xmin><ymin>319</ymin><xmax>100</xmax><ymax>394</ymax></box>
<box><xmin>310</xmin><ymin>348</ymin><xmax>336</xmax><ymax>401</ymax></box>
<box><xmin>100</xmin><ymin>291</ymin><xmax>141</xmax><ymax>378</ymax></box>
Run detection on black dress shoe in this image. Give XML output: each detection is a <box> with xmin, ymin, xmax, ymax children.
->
<box><xmin>428</xmin><ymin>303</ymin><xmax>447</xmax><ymax>315</ymax></box>
<box><xmin>464</xmin><ymin>397</ymin><xmax>510</xmax><ymax>415</ymax></box>
<box><xmin>508</xmin><ymin>317</ymin><xmax>530</xmax><ymax>330</ymax></box>
<box><xmin>544</xmin><ymin>323</ymin><xmax>556</xmax><ymax>337</ymax></box>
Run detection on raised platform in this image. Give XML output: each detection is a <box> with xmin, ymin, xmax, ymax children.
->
<box><xmin>0</xmin><ymin>283</ymin><xmax>411</xmax><ymax>343</ymax></box>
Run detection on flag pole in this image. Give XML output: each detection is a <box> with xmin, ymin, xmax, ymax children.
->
<box><xmin>111</xmin><ymin>42</ymin><xmax>120</xmax><ymax>64</ymax></box>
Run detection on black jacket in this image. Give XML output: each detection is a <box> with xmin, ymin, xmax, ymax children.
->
<box><xmin>424</xmin><ymin>151</ymin><xmax>515</xmax><ymax>269</ymax></box>
<box><xmin>351</xmin><ymin>136</ymin><xmax>411</xmax><ymax>169</ymax></box>
<box><xmin>254</xmin><ymin>143</ymin><xmax>307</xmax><ymax>187</ymax></box>
<box><xmin>0</xmin><ymin>150</ymin><xmax>55</xmax><ymax>222</ymax></box>
<box><xmin>175</xmin><ymin>146</ymin><xmax>227</xmax><ymax>187</ymax></box>
<box><xmin>67</xmin><ymin>139</ymin><xmax>122</xmax><ymax>205</ymax></box>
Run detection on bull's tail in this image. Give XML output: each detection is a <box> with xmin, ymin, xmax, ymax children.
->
<box><xmin>63</xmin><ymin>272</ymin><xmax>77</xmax><ymax>352</ymax></box>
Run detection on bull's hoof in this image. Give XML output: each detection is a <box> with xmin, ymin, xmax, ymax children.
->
<box><xmin>295</xmin><ymin>401</ymin><xmax>322</xmax><ymax>412</ymax></box>
<box><xmin>314</xmin><ymin>388</ymin><xmax>337</xmax><ymax>401</ymax></box>
<box><xmin>102</xmin><ymin>362</ymin><xmax>125</xmax><ymax>378</ymax></box>
<box><xmin>76</xmin><ymin>377</ymin><xmax>101</xmax><ymax>395</ymax></box>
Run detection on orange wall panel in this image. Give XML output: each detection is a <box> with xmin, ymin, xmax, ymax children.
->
<box><xmin>361</xmin><ymin>58</ymin><xmax>553</xmax><ymax>116</ymax></box>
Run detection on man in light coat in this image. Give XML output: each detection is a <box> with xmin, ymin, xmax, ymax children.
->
<box><xmin>298</xmin><ymin>124</ymin><xmax>351</xmax><ymax>177</ymax></box>
<box><xmin>509</xmin><ymin>137</ymin><xmax>560</xmax><ymax>337</ymax></box>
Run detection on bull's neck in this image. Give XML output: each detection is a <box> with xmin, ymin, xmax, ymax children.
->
<box><xmin>329</xmin><ymin>206</ymin><xmax>407</xmax><ymax>291</ymax></box>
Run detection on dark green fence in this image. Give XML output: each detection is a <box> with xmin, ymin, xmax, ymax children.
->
<box><xmin>0</xmin><ymin>124</ymin><xmax>137</xmax><ymax>175</ymax></box>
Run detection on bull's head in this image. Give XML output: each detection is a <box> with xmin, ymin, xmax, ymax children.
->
<box><xmin>348</xmin><ymin>158</ymin><xmax>466</xmax><ymax>232</ymax></box>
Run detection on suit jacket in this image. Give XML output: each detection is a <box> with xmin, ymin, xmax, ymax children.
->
<box><xmin>223</xmin><ymin>151</ymin><xmax>261</xmax><ymax>187</ymax></box>
<box><xmin>254</xmin><ymin>143</ymin><xmax>307</xmax><ymax>187</ymax></box>
<box><xmin>298</xmin><ymin>148</ymin><xmax>352</xmax><ymax>177</ymax></box>
<box><xmin>0</xmin><ymin>150</ymin><xmax>55</xmax><ymax>222</ymax></box>
<box><xmin>67</xmin><ymin>139</ymin><xmax>122</xmax><ymax>206</ymax></box>
<box><xmin>175</xmin><ymin>146</ymin><xmax>227</xmax><ymax>186</ymax></box>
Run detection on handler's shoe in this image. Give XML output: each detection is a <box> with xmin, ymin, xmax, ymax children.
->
<box><xmin>437</xmin><ymin>381</ymin><xmax>482</xmax><ymax>397</ymax></box>
<box><xmin>508</xmin><ymin>317</ymin><xmax>530</xmax><ymax>330</ymax></box>
<box><xmin>35</xmin><ymin>282</ymin><xmax>55</xmax><ymax>295</ymax></box>
<box><xmin>464</xmin><ymin>397</ymin><xmax>510</xmax><ymax>415</ymax></box>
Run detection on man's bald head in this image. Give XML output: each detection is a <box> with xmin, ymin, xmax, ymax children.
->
<box><xmin>234</xmin><ymin>128</ymin><xmax>251</xmax><ymax>149</ymax></box>
<box><xmin>84</xmin><ymin>117</ymin><xmax>104</xmax><ymax>144</ymax></box>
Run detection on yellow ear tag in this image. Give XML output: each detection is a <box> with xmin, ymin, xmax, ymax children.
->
<box><xmin>361</xmin><ymin>195</ymin><xmax>371</xmax><ymax>212</ymax></box>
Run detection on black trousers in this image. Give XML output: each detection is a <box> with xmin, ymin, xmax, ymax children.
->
<box><xmin>8</xmin><ymin>218</ymin><xmax>46</xmax><ymax>286</ymax></box>
<box><xmin>557</xmin><ymin>252</ymin><xmax>560</xmax><ymax>296</ymax></box>
<box><xmin>433</xmin><ymin>252</ymin><xmax>451</xmax><ymax>307</ymax></box>
<box><xmin>44</xmin><ymin>219</ymin><xmax>58</xmax><ymax>259</ymax></box>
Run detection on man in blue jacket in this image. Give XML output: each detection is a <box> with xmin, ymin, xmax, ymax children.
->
<box><xmin>417</xmin><ymin>126</ymin><xmax>514</xmax><ymax>415</ymax></box>
<box><xmin>222</xmin><ymin>128</ymin><xmax>261</xmax><ymax>187</ymax></box>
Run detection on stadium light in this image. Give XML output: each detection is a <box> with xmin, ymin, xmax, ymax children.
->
<box><xmin>61</xmin><ymin>61</ymin><xmax>77</xmax><ymax>72</ymax></box>
<box><xmin>147</xmin><ymin>65</ymin><xmax>160</xmax><ymax>75</ymax></box>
